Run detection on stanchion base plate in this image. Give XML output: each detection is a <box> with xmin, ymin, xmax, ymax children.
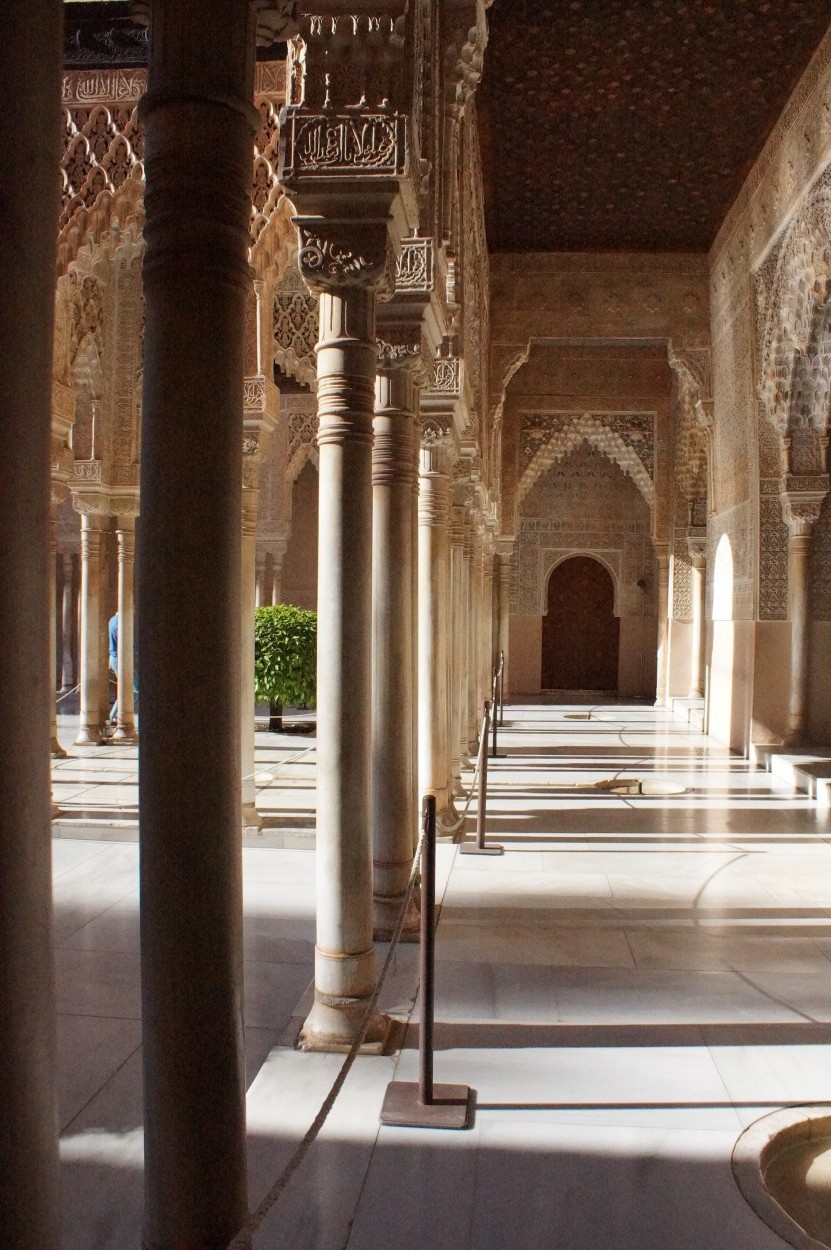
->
<box><xmin>379</xmin><ymin>1081</ymin><xmax>475</xmax><ymax>1129</ymax></box>
<box><xmin>459</xmin><ymin>842</ymin><xmax>504</xmax><ymax>856</ymax></box>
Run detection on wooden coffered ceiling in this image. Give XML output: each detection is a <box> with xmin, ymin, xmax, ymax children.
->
<box><xmin>478</xmin><ymin>0</ymin><xmax>831</xmax><ymax>252</ymax></box>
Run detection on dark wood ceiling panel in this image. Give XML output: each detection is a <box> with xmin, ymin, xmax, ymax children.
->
<box><xmin>479</xmin><ymin>1</ymin><xmax>831</xmax><ymax>252</ymax></box>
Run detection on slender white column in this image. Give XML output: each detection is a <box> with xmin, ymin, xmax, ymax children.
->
<box><xmin>779</xmin><ymin>493</ymin><xmax>825</xmax><ymax>746</ymax></box>
<box><xmin>411</xmin><ymin>421</ymin><xmax>421</xmax><ymax>851</ymax></box>
<box><xmin>113</xmin><ymin>514</ymin><xmax>138</xmax><ymax>743</ymax></box>
<box><xmin>687</xmin><ymin>537</ymin><xmax>706</xmax><ymax>699</ymax></box>
<box><xmin>457</xmin><ymin>528</ymin><xmax>472</xmax><ymax>766</ymax></box>
<box><xmin>271</xmin><ymin>550</ymin><xmax>284</xmax><ymax>606</ymax></box>
<box><xmin>449</xmin><ymin>503</ymin><xmax>468</xmax><ymax>796</ymax></box>
<box><xmin>372</xmin><ymin>359</ymin><xmax>419</xmax><ymax>939</ymax></box>
<box><xmin>654</xmin><ymin>543</ymin><xmax>670</xmax><ymax>706</ymax></box>
<box><xmin>241</xmin><ymin>477</ymin><xmax>260</xmax><ymax>832</ymax></box>
<box><xmin>466</xmin><ymin>528</ymin><xmax>480</xmax><ymax>752</ymax></box>
<box><xmin>255</xmin><ymin>552</ymin><xmax>267</xmax><ymax>607</ymax></box>
<box><xmin>787</xmin><ymin>531</ymin><xmax>812</xmax><ymax>744</ymax></box>
<box><xmin>0</xmin><ymin>1</ymin><xmax>62</xmax><ymax>1242</ymax></box>
<box><xmin>137</xmin><ymin>2</ymin><xmax>262</xmax><ymax>1241</ymax></box>
<box><xmin>496</xmin><ymin>545</ymin><xmax>513</xmax><ymax>699</ymax></box>
<box><xmin>60</xmin><ymin>552</ymin><xmax>77</xmax><ymax>692</ymax></box>
<box><xmin>476</xmin><ymin>537</ymin><xmax>495</xmax><ymax>711</ymax></box>
<box><xmin>75</xmin><ymin>511</ymin><xmax>108</xmax><ymax>744</ymax></box>
<box><xmin>418</xmin><ymin>434</ymin><xmax>456</xmax><ymax>829</ymax></box>
<box><xmin>49</xmin><ymin>502</ymin><xmax>66</xmax><ymax>758</ymax></box>
<box><xmin>295</xmin><ymin>225</ymin><xmax>391</xmax><ymax>1051</ymax></box>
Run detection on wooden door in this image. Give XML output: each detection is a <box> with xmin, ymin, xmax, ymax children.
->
<box><xmin>541</xmin><ymin>556</ymin><xmax>619</xmax><ymax>690</ymax></box>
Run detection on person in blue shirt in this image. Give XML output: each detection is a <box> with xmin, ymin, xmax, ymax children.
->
<box><xmin>107</xmin><ymin>612</ymin><xmax>138</xmax><ymax>730</ymax></box>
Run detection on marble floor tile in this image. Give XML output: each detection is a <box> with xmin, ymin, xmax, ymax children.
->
<box><xmin>56</xmin><ymin>947</ymin><xmax>142</xmax><ymax>1019</ymax></box>
<box><xmin>626</xmin><ymin>928</ymin><xmax>829</xmax><ymax>973</ymax></box>
<box><xmin>468</xmin><ymin>1122</ymin><xmax>789</xmax><ymax>1250</ymax></box>
<box><xmin>57</xmin><ymin>1013</ymin><xmax>142</xmax><ymax>1131</ymax></box>
<box><xmin>705</xmin><ymin>1039</ymin><xmax>831</xmax><ymax>1126</ymax></box>
<box><xmin>436</xmin><ymin>921</ymin><xmax>635</xmax><ymax>968</ymax></box>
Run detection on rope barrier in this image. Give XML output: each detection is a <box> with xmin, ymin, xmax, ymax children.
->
<box><xmin>247</xmin><ymin>743</ymin><xmax>316</xmax><ymax>791</ymax></box>
<box><xmin>55</xmin><ymin>683</ymin><xmax>80</xmax><ymax>706</ymax></box>
<box><xmin>225</xmin><ymin>809</ymin><xmax>428</xmax><ymax>1250</ymax></box>
<box><xmin>434</xmin><ymin>702</ymin><xmax>491</xmax><ymax>835</ymax></box>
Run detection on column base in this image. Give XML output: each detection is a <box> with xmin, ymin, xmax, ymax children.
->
<box><xmin>242</xmin><ymin>801</ymin><xmax>262</xmax><ymax>835</ymax></box>
<box><xmin>451</xmin><ymin>776</ymin><xmax>468</xmax><ymax>802</ymax></box>
<box><xmin>373</xmin><ymin>891</ymin><xmax>420</xmax><ymax>944</ymax></box>
<box><xmin>51</xmin><ymin>737</ymin><xmax>67</xmax><ymax>759</ymax></box>
<box><xmin>74</xmin><ymin>723</ymin><xmax>103</xmax><ymax>745</ymax></box>
<box><xmin>112</xmin><ymin>724</ymin><xmax>138</xmax><ymax>744</ymax></box>
<box><xmin>437</xmin><ymin>801</ymin><xmax>465</xmax><ymax>843</ymax></box>
<box><xmin>298</xmin><ymin>992</ymin><xmax>391</xmax><ymax>1054</ymax></box>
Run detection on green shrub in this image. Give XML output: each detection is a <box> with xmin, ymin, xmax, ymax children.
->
<box><xmin>254</xmin><ymin>605</ymin><xmax>317</xmax><ymax>716</ymax></box>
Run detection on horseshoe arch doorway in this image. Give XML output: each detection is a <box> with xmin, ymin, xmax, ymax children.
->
<box><xmin>541</xmin><ymin>556</ymin><xmax>620</xmax><ymax>691</ymax></box>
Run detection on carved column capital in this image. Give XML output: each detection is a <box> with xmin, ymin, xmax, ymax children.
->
<box><xmin>295</xmin><ymin>217</ymin><xmax>395</xmax><ymax>297</ymax></box>
<box><xmin>780</xmin><ymin>489</ymin><xmax>827</xmax><ymax>538</ymax></box>
<box><xmin>70</xmin><ymin>488</ymin><xmax>111</xmax><ymax>518</ymax></box>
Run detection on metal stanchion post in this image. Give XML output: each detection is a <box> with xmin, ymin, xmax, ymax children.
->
<box><xmin>490</xmin><ymin>673</ymin><xmax>499</xmax><ymax>758</ymax></box>
<box><xmin>461</xmin><ymin>703</ymin><xmax>503</xmax><ymax>857</ymax></box>
<box><xmin>380</xmin><ymin>796</ymin><xmax>475</xmax><ymax>1129</ymax></box>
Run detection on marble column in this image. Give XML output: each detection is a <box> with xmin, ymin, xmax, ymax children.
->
<box><xmin>496</xmin><ymin>543</ymin><xmax>513</xmax><ymax>700</ymax></box>
<box><xmin>75</xmin><ymin>510</ymin><xmax>109</xmax><ymax>745</ymax></box>
<box><xmin>241</xmin><ymin>465</ymin><xmax>261</xmax><ymax>833</ymax></box>
<box><xmin>293</xmin><ymin>220</ymin><xmax>392</xmax><ymax>1051</ymax></box>
<box><xmin>411</xmin><ymin>420</ymin><xmax>421</xmax><ymax>851</ymax></box>
<box><xmin>0</xmin><ymin>0</ymin><xmax>63</xmax><ymax>1243</ymax></box>
<box><xmin>457</xmin><ymin>525</ymin><xmax>473</xmax><ymax>766</ymax></box>
<box><xmin>687</xmin><ymin>534</ymin><xmax>707</xmax><ymax>700</ymax></box>
<box><xmin>781</xmin><ymin>493</ymin><xmax>825</xmax><ymax>746</ymax></box>
<box><xmin>654</xmin><ymin>542</ymin><xmax>670</xmax><ymax>707</ymax></box>
<box><xmin>112</xmin><ymin>513</ymin><xmax>138</xmax><ymax>743</ymax></box>
<box><xmin>372</xmin><ymin>353</ymin><xmax>419</xmax><ymax>939</ymax></box>
<box><xmin>49</xmin><ymin>500</ymin><xmax>66</xmax><ymax>758</ymax></box>
<box><xmin>418</xmin><ymin>431</ymin><xmax>456</xmax><ymax>831</ymax></box>
<box><xmin>60</xmin><ymin>551</ymin><xmax>78</xmax><ymax>692</ymax></box>
<box><xmin>137</xmin><ymin>1</ymin><xmax>264</xmax><ymax>1243</ymax></box>
<box><xmin>255</xmin><ymin>552</ymin><xmax>268</xmax><ymax>607</ymax></box>
<box><xmin>466</xmin><ymin>526</ymin><xmax>481</xmax><ymax>753</ymax></box>
<box><xmin>271</xmin><ymin>547</ymin><xmax>285</xmax><ymax>606</ymax></box>
<box><xmin>478</xmin><ymin>536</ymin><xmax>496</xmax><ymax>711</ymax></box>
<box><xmin>449</xmin><ymin>493</ymin><xmax>469</xmax><ymax>796</ymax></box>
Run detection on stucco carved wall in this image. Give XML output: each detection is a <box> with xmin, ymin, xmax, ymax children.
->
<box><xmin>710</xmin><ymin>22</ymin><xmax>831</xmax><ymax>625</ymax></box>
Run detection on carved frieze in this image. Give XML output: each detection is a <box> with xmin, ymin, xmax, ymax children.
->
<box><xmin>281</xmin><ymin>111</ymin><xmax>407</xmax><ymax>179</ymax></box>
<box><xmin>430</xmin><ymin>357</ymin><xmax>461</xmax><ymax>395</ymax></box>
<box><xmin>243</xmin><ymin>377</ymin><xmax>267</xmax><ymax>413</ymax></box>
<box><xmin>396</xmin><ymin>236</ymin><xmax>434</xmax><ymax>293</ymax></box>
<box><xmin>62</xmin><ymin>70</ymin><xmax>146</xmax><ymax>105</ymax></box>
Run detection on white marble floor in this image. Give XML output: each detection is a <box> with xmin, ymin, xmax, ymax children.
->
<box><xmin>55</xmin><ymin>702</ymin><xmax>831</xmax><ymax>1249</ymax></box>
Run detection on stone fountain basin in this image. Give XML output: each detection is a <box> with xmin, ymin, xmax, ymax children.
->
<box><xmin>734</xmin><ymin>1108</ymin><xmax>831</xmax><ymax>1250</ymax></box>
